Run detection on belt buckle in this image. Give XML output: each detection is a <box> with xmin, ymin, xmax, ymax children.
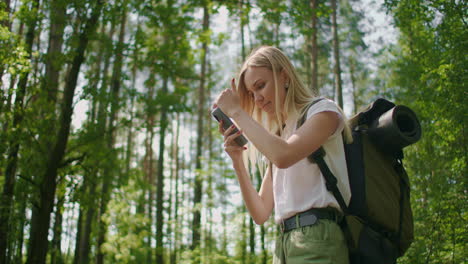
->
<box><xmin>300</xmin><ymin>214</ymin><xmax>318</xmax><ymax>227</ymax></box>
<box><xmin>280</xmin><ymin>220</ymin><xmax>285</xmax><ymax>233</ymax></box>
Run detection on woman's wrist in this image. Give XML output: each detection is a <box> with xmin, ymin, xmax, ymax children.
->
<box><xmin>231</xmin><ymin>155</ymin><xmax>244</xmax><ymax>166</ymax></box>
<box><xmin>229</xmin><ymin>106</ymin><xmax>244</xmax><ymax>119</ymax></box>
<box><xmin>232</xmin><ymin>156</ymin><xmax>248</xmax><ymax>174</ymax></box>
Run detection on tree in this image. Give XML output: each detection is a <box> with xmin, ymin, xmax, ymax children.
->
<box><xmin>289</xmin><ymin>0</ymin><xmax>327</xmax><ymax>95</ymax></box>
<box><xmin>192</xmin><ymin>2</ymin><xmax>210</xmax><ymax>261</ymax></box>
<box><xmin>254</xmin><ymin>0</ymin><xmax>286</xmax><ymax>47</ymax></box>
<box><xmin>382</xmin><ymin>0</ymin><xmax>467</xmax><ymax>263</ymax></box>
<box><xmin>72</xmin><ymin>18</ymin><xmax>112</xmax><ymax>264</ymax></box>
<box><xmin>96</xmin><ymin>2</ymin><xmax>128</xmax><ymax>263</ymax></box>
<box><xmin>26</xmin><ymin>0</ymin><xmax>104</xmax><ymax>262</ymax></box>
<box><xmin>309</xmin><ymin>0</ymin><xmax>319</xmax><ymax>94</ymax></box>
<box><xmin>330</xmin><ymin>0</ymin><xmax>343</xmax><ymax>108</ymax></box>
<box><xmin>0</xmin><ymin>0</ymin><xmax>39</xmax><ymax>261</ymax></box>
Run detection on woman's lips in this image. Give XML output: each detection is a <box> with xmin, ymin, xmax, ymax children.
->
<box><xmin>262</xmin><ymin>102</ymin><xmax>271</xmax><ymax>111</ymax></box>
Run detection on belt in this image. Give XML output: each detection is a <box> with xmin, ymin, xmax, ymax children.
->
<box><xmin>280</xmin><ymin>207</ymin><xmax>340</xmax><ymax>233</ymax></box>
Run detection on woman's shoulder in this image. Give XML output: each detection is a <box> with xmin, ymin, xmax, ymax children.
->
<box><xmin>305</xmin><ymin>97</ymin><xmax>341</xmax><ymax>118</ymax></box>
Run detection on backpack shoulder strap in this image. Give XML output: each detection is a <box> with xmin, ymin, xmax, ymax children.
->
<box><xmin>312</xmin><ymin>149</ymin><xmax>349</xmax><ymax>213</ymax></box>
<box><xmin>296</xmin><ymin>97</ymin><xmax>325</xmax><ymax>128</ymax></box>
<box><xmin>297</xmin><ymin>97</ymin><xmax>348</xmax><ymax>213</ymax></box>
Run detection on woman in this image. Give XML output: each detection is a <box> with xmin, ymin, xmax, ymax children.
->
<box><xmin>214</xmin><ymin>46</ymin><xmax>352</xmax><ymax>264</ymax></box>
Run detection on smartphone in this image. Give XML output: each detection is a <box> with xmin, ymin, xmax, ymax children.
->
<box><xmin>211</xmin><ymin>107</ymin><xmax>248</xmax><ymax>146</ymax></box>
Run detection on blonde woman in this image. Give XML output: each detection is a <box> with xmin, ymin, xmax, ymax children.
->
<box><xmin>214</xmin><ymin>46</ymin><xmax>351</xmax><ymax>264</ymax></box>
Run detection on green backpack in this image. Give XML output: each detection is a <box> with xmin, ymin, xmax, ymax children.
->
<box><xmin>298</xmin><ymin>98</ymin><xmax>421</xmax><ymax>264</ymax></box>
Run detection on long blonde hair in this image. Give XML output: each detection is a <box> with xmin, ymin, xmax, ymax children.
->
<box><xmin>235</xmin><ymin>46</ymin><xmax>352</xmax><ymax>171</ymax></box>
<box><xmin>237</xmin><ymin>46</ymin><xmax>312</xmax><ymax>133</ymax></box>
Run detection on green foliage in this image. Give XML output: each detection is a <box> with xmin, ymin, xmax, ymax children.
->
<box><xmin>257</xmin><ymin>0</ymin><xmax>287</xmax><ymax>26</ymax></box>
<box><xmin>381</xmin><ymin>0</ymin><xmax>467</xmax><ymax>263</ymax></box>
<box><xmin>289</xmin><ymin>0</ymin><xmax>331</xmax><ymax>36</ymax></box>
<box><xmin>0</xmin><ymin>18</ymin><xmax>31</xmax><ymax>76</ymax></box>
<box><xmin>179</xmin><ymin>246</ymin><xmax>240</xmax><ymax>264</ymax></box>
<box><xmin>101</xmin><ymin>180</ymin><xmax>151</xmax><ymax>263</ymax></box>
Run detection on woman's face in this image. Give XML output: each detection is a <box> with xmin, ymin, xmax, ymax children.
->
<box><xmin>243</xmin><ymin>66</ymin><xmax>287</xmax><ymax>116</ymax></box>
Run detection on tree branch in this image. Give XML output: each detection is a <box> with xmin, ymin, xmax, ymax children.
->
<box><xmin>59</xmin><ymin>153</ymin><xmax>87</xmax><ymax>169</ymax></box>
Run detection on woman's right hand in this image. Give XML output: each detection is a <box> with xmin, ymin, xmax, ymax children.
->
<box><xmin>219</xmin><ymin>121</ymin><xmax>246</xmax><ymax>160</ymax></box>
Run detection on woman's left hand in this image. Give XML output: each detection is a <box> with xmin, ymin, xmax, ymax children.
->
<box><xmin>214</xmin><ymin>78</ymin><xmax>242</xmax><ymax>117</ymax></box>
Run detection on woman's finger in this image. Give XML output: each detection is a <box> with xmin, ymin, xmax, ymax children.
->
<box><xmin>223</xmin><ymin>124</ymin><xmax>236</xmax><ymax>138</ymax></box>
<box><xmin>225</xmin><ymin>129</ymin><xmax>243</xmax><ymax>144</ymax></box>
<box><xmin>224</xmin><ymin>140</ymin><xmax>247</xmax><ymax>153</ymax></box>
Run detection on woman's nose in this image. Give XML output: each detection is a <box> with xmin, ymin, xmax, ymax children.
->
<box><xmin>254</xmin><ymin>92</ymin><xmax>263</xmax><ymax>102</ymax></box>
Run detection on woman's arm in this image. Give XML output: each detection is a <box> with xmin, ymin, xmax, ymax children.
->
<box><xmin>219</xmin><ymin>121</ymin><xmax>274</xmax><ymax>225</ymax></box>
<box><xmin>231</xmin><ymin>109</ymin><xmax>339</xmax><ymax>169</ymax></box>
<box><xmin>215</xmin><ymin>81</ymin><xmax>339</xmax><ymax>169</ymax></box>
<box><xmin>232</xmin><ymin>157</ymin><xmax>274</xmax><ymax>225</ymax></box>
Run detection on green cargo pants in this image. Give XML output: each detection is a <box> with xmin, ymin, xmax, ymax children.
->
<box><xmin>273</xmin><ymin>219</ymin><xmax>349</xmax><ymax>264</ymax></box>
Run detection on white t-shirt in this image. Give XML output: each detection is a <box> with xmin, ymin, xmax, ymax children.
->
<box><xmin>272</xmin><ymin>99</ymin><xmax>351</xmax><ymax>223</ymax></box>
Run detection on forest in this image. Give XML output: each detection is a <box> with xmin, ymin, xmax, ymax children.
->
<box><xmin>0</xmin><ymin>0</ymin><xmax>466</xmax><ymax>263</ymax></box>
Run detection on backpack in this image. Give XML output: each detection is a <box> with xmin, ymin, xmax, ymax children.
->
<box><xmin>298</xmin><ymin>98</ymin><xmax>421</xmax><ymax>264</ymax></box>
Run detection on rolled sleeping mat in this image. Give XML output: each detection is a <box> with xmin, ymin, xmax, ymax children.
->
<box><xmin>367</xmin><ymin>105</ymin><xmax>422</xmax><ymax>156</ymax></box>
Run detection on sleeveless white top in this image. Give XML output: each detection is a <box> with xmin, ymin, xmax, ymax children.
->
<box><xmin>273</xmin><ymin>99</ymin><xmax>351</xmax><ymax>223</ymax></box>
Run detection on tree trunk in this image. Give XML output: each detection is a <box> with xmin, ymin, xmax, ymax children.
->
<box><xmin>73</xmin><ymin>175</ymin><xmax>97</xmax><ymax>264</ymax></box>
<box><xmin>167</xmin><ymin>122</ymin><xmax>175</xmax><ymax>263</ymax></box>
<box><xmin>331</xmin><ymin>0</ymin><xmax>343</xmax><ymax>108</ymax></box>
<box><xmin>123</xmin><ymin>95</ymin><xmax>135</xmax><ymax>182</ymax></box>
<box><xmin>143</xmin><ymin>77</ymin><xmax>156</xmax><ymax>263</ymax></box>
<box><xmin>144</xmin><ymin>85</ymin><xmax>156</xmax><ymax>264</ymax></box>
<box><xmin>155</xmin><ymin>73</ymin><xmax>169</xmax><ymax>263</ymax></box>
<box><xmin>41</xmin><ymin>0</ymin><xmax>66</xmax><ymax>105</ymax></box>
<box><xmin>96</xmin><ymin>5</ymin><xmax>127</xmax><ymax>263</ymax></box>
<box><xmin>72</xmin><ymin>205</ymin><xmax>83</xmax><ymax>264</ymax></box>
<box><xmin>80</xmin><ymin>183</ymin><xmax>96</xmax><ymax>264</ymax></box>
<box><xmin>240</xmin><ymin>0</ymin><xmax>246</xmax><ymax>59</ymax></box>
<box><xmin>13</xmin><ymin>194</ymin><xmax>26</xmax><ymax>264</ymax></box>
<box><xmin>191</xmin><ymin>4</ymin><xmax>209</xmax><ymax>259</ymax></box>
<box><xmin>50</xmin><ymin>196</ymin><xmax>64</xmax><ymax>264</ymax></box>
<box><xmin>249</xmin><ymin>218</ymin><xmax>255</xmax><ymax>264</ymax></box>
<box><xmin>170</xmin><ymin>114</ymin><xmax>181</xmax><ymax>264</ymax></box>
<box><xmin>87</xmin><ymin>27</ymin><xmax>106</xmax><ymax>124</ymax></box>
<box><xmin>124</xmin><ymin>34</ymin><xmax>139</xmax><ymax>181</ymax></box>
<box><xmin>73</xmin><ymin>23</ymin><xmax>107</xmax><ymax>264</ymax></box>
<box><xmin>25</xmin><ymin>1</ymin><xmax>104</xmax><ymax>263</ymax></box>
<box><xmin>96</xmin><ymin>22</ymin><xmax>115</xmax><ymax>128</ymax></box>
<box><xmin>349</xmin><ymin>56</ymin><xmax>358</xmax><ymax>114</ymax></box>
<box><xmin>40</xmin><ymin>5</ymin><xmax>68</xmax><ymax>261</ymax></box>
<box><xmin>241</xmin><ymin>215</ymin><xmax>246</xmax><ymax>264</ymax></box>
<box><xmin>206</xmin><ymin>61</ymin><xmax>214</xmax><ymax>262</ymax></box>
<box><xmin>141</xmin><ymin>39</ymin><xmax>157</xmax><ymax>261</ymax></box>
<box><xmin>0</xmin><ymin>1</ymin><xmax>39</xmax><ymax>262</ymax></box>
<box><xmin>310</xmin><ymin>0</ymin><xmax>319</xmax><ymax>95</ymax></box>
<box><xmin>261</xmin><ymin>225</ymin><xmax>267</xmax><ymax>264</ymax></box>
